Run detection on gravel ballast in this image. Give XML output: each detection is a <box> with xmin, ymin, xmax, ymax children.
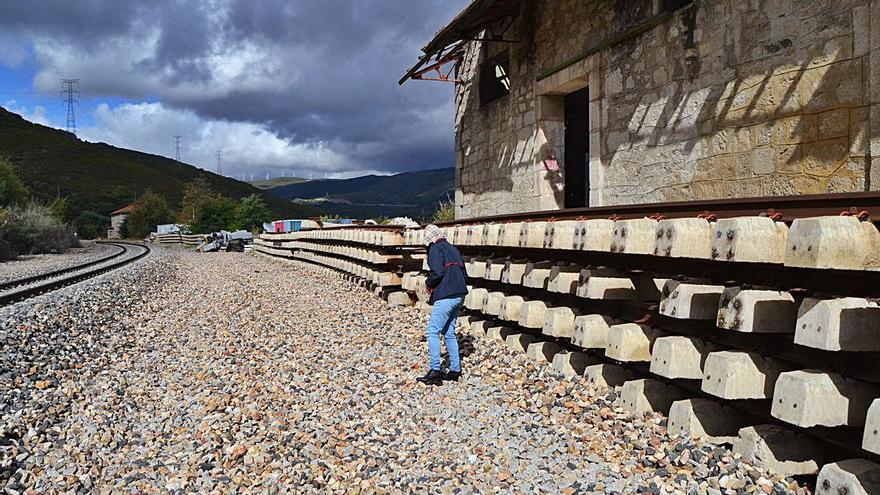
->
<box><xmin>1</xmin><ymin>250</ymin><xmax>803</xmax><ymax>494</ymax></box>
<box><xmin>0</xmin><ymin>241</ymin><xmax>117</xmax><ymax>284</ymax></box>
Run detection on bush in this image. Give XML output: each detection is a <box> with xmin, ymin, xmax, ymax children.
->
<box><xmin>432</xmin><ymin>198</ymin><xmax>456</xmax><ymax>223</ymax></box>
<box><xmin>233</xmin><ymin>194</ymin><xmax>270</xmax><ymax>232</ymax></box>
<box><xmin>126</xmin><ymin>191</ymin><xmax>174</xmax><ymax>239</ymax></box>
<box><xmin>76</xmin><ymin>210</ymin><xmax>109</xmax><ymax>239</ymax></box>
<box><xmin>5</xmin><ymin>202</ymin><xmax>79</xmax><ymax>255</ymax></box>
<box><xmin>0</xmin><ymin>157</ymin><xmax>28</xmax><ymax>207</ymax></box>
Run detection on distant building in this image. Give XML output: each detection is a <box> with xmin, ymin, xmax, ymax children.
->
<box><xmin>403</xmin><ymin>0</ymin><xmax>878</xmax><ymax>219</ymax></box>
<box><xmin>156</xmin><ymin>224</ymin><xmax>187</xmax><ymax>235</ymax></box>
<box><xmin>107</xmin><ymin>204</ymin><xmax>135</xmax><ymax>239</ymax></box>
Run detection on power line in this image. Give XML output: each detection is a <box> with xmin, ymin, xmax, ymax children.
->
<box><xmin>173</xmin><ymin>135</ymin><xmax>182</xmax><ymax>161</ymax></box>
<box><xmin>61</xmin><ymin>79</ymin><xmax>80</xmax><ymax>135</ymax></box>
<box><xmin>216</xmin><ymin>150</ymin><xmax>223</xmax><ymax>176</ymax></box>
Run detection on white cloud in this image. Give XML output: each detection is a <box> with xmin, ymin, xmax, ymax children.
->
<box><xmin>76</xmin><ymin>101</ymin><xmax>354</xmax><ymax>178</ymax></box>
<box><xmin>2</xmin><ymin>100</ymin><xmax>53</xmax><ymax>127</ymax></box>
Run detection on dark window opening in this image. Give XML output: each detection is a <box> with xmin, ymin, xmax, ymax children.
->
<box><xmin>564</xmin><ymin>86</ymin><xmax>590</xmax><ymax>208</ymax></box>
<box><xmin>480</xmin><ymin>53</ymin><xmax>510</xmax><ymax>106</ymax></box>
<box><xmin>661</xmin><ymin>0</ymin><xmax>693</xmax><ymax>12</ymax></box>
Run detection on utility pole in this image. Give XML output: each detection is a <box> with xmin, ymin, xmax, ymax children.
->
<box><xmin>173</xmin><ymin>135</ymin><xmax>182</xmax><ymax>161</ymax></box>
<box><xmin>216</xmin><ymin>150</ymin><xmax>223</xmax><ymax>176</ymax></box>
<box><xmin>61</xmin><ymin>79</ymin><xmax>80</xmax><ymax>135</ymax></box>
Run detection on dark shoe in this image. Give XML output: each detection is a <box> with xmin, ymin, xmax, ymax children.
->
<box><xmin>416</xmin><ymin>370</ymin><xmax>443</xmax><ymax>386</ymax></box>
<box><xmin>442</xmin><ymin>370</ymin><xmax>461</xmax><ymax>382</ymax></box>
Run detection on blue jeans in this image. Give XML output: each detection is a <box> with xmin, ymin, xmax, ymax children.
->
<box><xmin>427</xmin><ymin>296</ymin><xmax>464</xmax><ymax>372</ymax></box>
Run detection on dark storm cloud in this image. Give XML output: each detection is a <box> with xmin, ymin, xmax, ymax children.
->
<box><xmin>0</xmin><ymin>0</ymin><xmax>469</xmax><ymax>175</ymax></box>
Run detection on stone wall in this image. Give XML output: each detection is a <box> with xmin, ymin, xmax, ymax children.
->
<box><xmin>453</xmin><ymin>0</ymin><xmax>880</xmax><ymax>218</ymax></box>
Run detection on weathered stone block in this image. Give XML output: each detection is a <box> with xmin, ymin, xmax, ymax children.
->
<box><xmin>668</xmin><ymin>399</ymin><xmax>752</xmax><ymax>444</ymax></box>
<box><xmin>816</xmin><ymin>459</ymin><xmax>880</xmax><ymax>495</ymax></box>
<box><xmin>500</xmin><ymin>295</ymin><xmax>526</xmax><ymax>321</ymax></box>
<box><xmin>606</xmin><ymin>323</ymin><xmax>661</xmax><ymax>362</ymax></box>
<box><xmin>650</xmin><ymin>336</ymin><xmax>718</xmax><ymax>380</ymax></box>
<box><xmin>542</xmin><ymin>306</ymin><xmax>580</xmax><ymax>338</ymax></box>
<box><xmin>573</xmin><ymin>219</ymin><xmax>615</xmax><ymax>251</ymax></box>
<box><xmin>611</xmin><ymin>218</ymin><xmax>659</xmax><ymax>254</ymax></box>
<box><xmin>771</xmin><ymin>370</ymin><xmax>879</xmax><ymax>428</ymax></box>
<box><xmin>795</xmin><ymin>297</ymin><xmax>880</xmax><ymax>351</ymax></box>
<box><xmin>717</xmin><ymin>287</ymin><xmax>798</xmax><ymax>333</ymax></box>
<box><xmin>733</xmin><ymin>425</ymin><xmax>825</xmax><ymax>477</ymax></box>
<box><xmin>572</xmin><ymin>314</ymin><xmax>614</xmax><ymax>348</ymax></box>
<box><xmin>654</xmin><ymin>218</ymin><xmax>714</xmax><ymax>259</ymax></box>
<box><xmin>620</xmin><ymin>379</ymin><xmax>686</xmax><ymax>414</ymax></box>
<box><xmin>518</xmin><ymin>300</ymin><xmax>551</xmax><ymax>328</ymax></box>
<box><xmin>711</xmin><ymin>217</ymin><xmax>789</xmax><ymax>263</ymax></box>
<box><xmin>701</xmin><ymin>351</ymin><xmax>788</xmax><ymax>400</ymax></box>
<box><xmin>659</xmin><ymin>280</ymin><xmax>725</xmax><ymax>320</ymax></box>
<box><xmin>785</xmin><ymin>216</ymin><xmax>880</xmax><ymax>270</ymax></box>
<box><xmin>527</xmin><ymin>341</ymin><xmax>562</xmax><ymax>363</ymax></box>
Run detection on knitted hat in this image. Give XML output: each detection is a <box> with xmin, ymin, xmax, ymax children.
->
<box><xmin>423</xmin><ymin>224</ymin><xmax>444</xmax><ymax>246</ymax></box>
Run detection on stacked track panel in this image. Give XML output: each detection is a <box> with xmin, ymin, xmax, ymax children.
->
<box><xmin>255</xmin><ymin>228</ymin><xmax>425</xmax><ymax>302</ymax></box>
<box><xmin>399</xmin><ymin>214</ymin><xmax>880</xmax><ymax>491</ymax></box>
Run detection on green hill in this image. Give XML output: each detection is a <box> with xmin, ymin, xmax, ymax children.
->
<box><xmin>0</xmin><ymin>108</ymin><xmax>319</xmax><ymax>229</ymax></box>
<box><xmin>266</xmin><ymin>168</ymin><xmax>453</xmax><ymax>220</ymax></box>
<box><xmin>249</xmin><ymin>177</ymin><xmax>310</xmax><ymax>189</ymax></box>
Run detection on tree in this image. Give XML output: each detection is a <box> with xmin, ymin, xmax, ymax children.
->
<box><xmin>178</xmin><ymin>177</ymin><xmax>215</xmax><ymax>226</ymax></box>
<box><xmin>233</xmin><ymin>194</ymin><xmax>270</xmax><ymax>232</ymax></box>
<box><xmin>195</xmin><ymin>195</ymin><xmax>236</xmax><ymax>233</ymax></box>
<box><xmin>0</xmin><ymin>157</ymin><xmax>29</xmax><ymax>207</ymax></box>
<box><xmin>126</xmin><ymin>191</ymin><xmax>174</xmax><ymax>239</ymax></box>
<box><xmin>49</xmin><ymin>197</ymin><xmax>68</xmax><ymax>221</ymax></box>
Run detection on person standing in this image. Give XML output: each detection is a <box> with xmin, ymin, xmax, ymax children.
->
<box><xmin>416</xmin><ymin>224</ymin><xmax>469</xmax><ymax>386</ymax></box>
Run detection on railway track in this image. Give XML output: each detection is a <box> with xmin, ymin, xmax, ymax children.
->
<box><xmin>254</xmin><ymin>192</ymin><xmax>880</xmax><ymax>492</ymax></box>
<box><xmin>0</xmin><ymin>241</ymin><xmax>151</xmax><ymax>306</ymax></box>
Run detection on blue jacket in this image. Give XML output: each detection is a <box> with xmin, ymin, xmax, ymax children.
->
<box><xmin>425</xmin><ymin>239</ymin><xmax>468</xmax><ymax>304</ymax></box>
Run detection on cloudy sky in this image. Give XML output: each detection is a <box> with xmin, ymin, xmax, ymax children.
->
<box><xmin>0</xmin><ymin>0</ymin><xmax>468</xmax><ymax>180</ymax></box>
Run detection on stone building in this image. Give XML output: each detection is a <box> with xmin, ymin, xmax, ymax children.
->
<box><xmin>107</xmin><ymin>204</ymin><xmax>134</xmax><ymax>239</ymax></box>
<box><xmin>402</xmin><ymin>0</ymin><xmax>880</xmax><ymax>218</ymax></box>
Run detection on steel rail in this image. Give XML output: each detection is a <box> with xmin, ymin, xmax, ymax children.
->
<box><xmin>0</xmin><ymin>242</ymin><xmax>151</xmax><ymax>306</ymax></box>
<box><xmin>0</xmin><ymin>243</ymin><xmax>126</xmax><ymax>292</ymax></box>
<box><xmin>436</xmin><ymin>191</ymin><xmax>880</xmax><ymax>225</ymax></box>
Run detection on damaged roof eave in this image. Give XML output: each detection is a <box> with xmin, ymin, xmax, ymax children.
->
<box><xmin>398</xmin><ymin>0</ymin><xmax>519</xmax><ymax>85</ymax></box>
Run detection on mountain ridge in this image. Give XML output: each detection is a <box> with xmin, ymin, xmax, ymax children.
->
<box><xmin>0</xmin><ymin>108</ymin><xmax>319</xmax><ymax>227</ymax></box>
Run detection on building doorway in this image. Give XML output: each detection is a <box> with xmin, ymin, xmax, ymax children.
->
<box><xmin>564</xmin><ymin>86</ymin><xmax>590</xmax><ymax>208</ymax></box>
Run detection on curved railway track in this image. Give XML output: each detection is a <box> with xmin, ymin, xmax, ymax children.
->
<box><xmin>0</xmin><ymin>241</ymin><xmax>151</xmax><ymax>306</ymax></box>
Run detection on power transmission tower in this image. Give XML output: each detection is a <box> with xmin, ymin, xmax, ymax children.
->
<box><xmin>216</xmin><ymin>150</ymin><xmax>223</xmax><ymax>175</ymax></box>
<box><xmin>173</xmin><ymin>135</ymin><xmax>182</xmax><ymax>161</ymax></box>
<box><xmin>61</xmin><ymin>79</ymin><xmax>80</xmax><ymax>135</ymax></box>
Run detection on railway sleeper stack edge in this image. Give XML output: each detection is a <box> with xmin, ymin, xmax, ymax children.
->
<box><xmin>254</xmin><ymin>197</ymin><xmax>880</xmax><ymax>493</ymax></box>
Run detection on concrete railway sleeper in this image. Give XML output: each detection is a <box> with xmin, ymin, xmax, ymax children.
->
<box><xmin>251</xmin><ymin>204</ymin><xmax>880</xmax><ymax>493</ymax></box>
